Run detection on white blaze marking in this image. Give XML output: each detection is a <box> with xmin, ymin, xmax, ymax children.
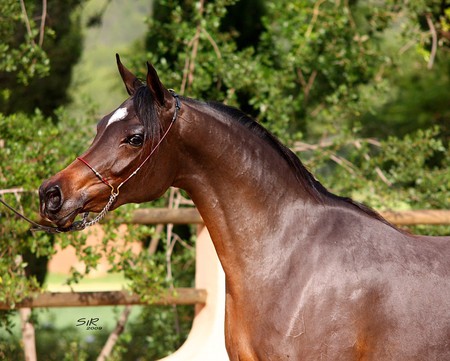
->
<box><xmin>106</xmin><ymin>107</ymin><xmax>128</xmax><ymax>127</ymax></box>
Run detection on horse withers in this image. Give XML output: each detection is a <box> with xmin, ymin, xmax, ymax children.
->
<box><xmin>39</xmin><ymin>55</ymin><xmax>450</xmax><ymax>360</ymax></box>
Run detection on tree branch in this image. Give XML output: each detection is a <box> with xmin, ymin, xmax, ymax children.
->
<box><xmin>354</xmin><ymin>140</ymin><xmax>392</xmax><ymax>187</ymax></box>
<box><xmin>0</xmin><ymin>188</ymin><xmax>26</xmax><ymax>195</ymax></box>
<box><xmin>38</xmin><ymin>0</ymin><xmax>47</xmax><ymax>47</ymax></box>
<box><xmin>19</xmin><ymin>0</ymin><xmax>35</xmax><ymax>45</ymax></box>
<box><xmin>426</xmin><ymin>13</ymin><xmax>437</xmax><ymax>69</ymax></box>
<box><xmin>297</xmin><ymin>68</ymin><xmax>317</xmax><ymax>104</ymax></box>
<box><xmin>202</xmin><ymin>28</ymin><xmax>222</xmax><ymax>59</ymax></box>
<box><xmin>305</xmin><ymin>0</ymin><xmax>326</xmax><ymax>38</ymax></box>
<box><xmin>181</xmin><ymin>0</ymin><xmax>205</xmax><ymax>94</ymax></box>
<box><xmin>148</xmin><ymin>224</ymin><xmax>164</xmax><ymax>255</ymax></box>
<box><xmin>96</xmin><ymin>305</ymin><xmax>132</xmax><ymax>361</ymax></box>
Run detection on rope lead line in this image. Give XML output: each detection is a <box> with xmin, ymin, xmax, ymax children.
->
<box><xmin>0</xmin><ymin>198</ymin><xmax>61</xmax><ymax>233</ymax></box>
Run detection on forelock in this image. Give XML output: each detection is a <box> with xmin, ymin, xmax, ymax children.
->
<box><xmin>132</xmin><ymin>85</ymin><xmax>162</xmax><ymax>144</ymax></box>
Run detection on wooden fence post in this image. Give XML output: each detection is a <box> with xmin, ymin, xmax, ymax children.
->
<box><xmin>19</xmin><ymin>308</ymin><xmax>37</xmax><ymax>361</ymax></box>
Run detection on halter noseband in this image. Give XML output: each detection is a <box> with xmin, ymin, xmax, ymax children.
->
<box><xmin>0</xmin><ymin>90</ymin><xmax>181</xmax><ymax>234</ymax></box>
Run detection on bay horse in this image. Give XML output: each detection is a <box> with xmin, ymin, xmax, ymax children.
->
<box><xmin>39</xmin><ymin>55</ymin><xmax>450</xmax><ymax>360</ymax></box>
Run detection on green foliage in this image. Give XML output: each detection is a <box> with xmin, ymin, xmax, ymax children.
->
<box><xmin>1</xmin><ymin>317</ymin><xmax>108</xmax><ymax>361</ymax></box>
<box><xmin>306</xmin><ymin>127</ymin><xmax>449</xmax><ymax>210</ymax></box>
<box><xmin>0</xmin><ymin>0</ymin><xmax>84</xmax><ymax>116</ymax></box>
<box><xmin>0</xmin><ymin>0</ymin><xmax>50</xmax><ymax>85</ymax></box>
<box><xmin>108</xmin><ymin>305</ymin><xmax>194</xmax><ymax>361</ymax></box>
<box><xmin>0</xmin><ymin>111</ymin><xmax>61</xmax><ymax>306</ymax></box>
<box><xmin>359</xmin><ymin>60</ymin><xmax>450</xmax><ymax>139</ymax></box>
<box><xmin>134</xmin><ymin>0</ymin><xmax>449</xmax><ymax>221</ymax></box>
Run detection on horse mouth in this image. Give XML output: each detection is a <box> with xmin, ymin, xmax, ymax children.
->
<box><xmin>48</xmin><ymin>207</ymin><xmax>83</xmax><ymax>229</ymax></box>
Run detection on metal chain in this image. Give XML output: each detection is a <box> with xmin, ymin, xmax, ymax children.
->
<box><xmin>82</xmin><ymin>192</ymin><xmax>118</xmax><ymax>228</ymax></box>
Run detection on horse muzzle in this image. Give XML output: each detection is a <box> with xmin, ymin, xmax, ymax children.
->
<box><xmin>39</xmin><ymin>179</ymin><xmax>84</xmax><ymax>228</ymax></box>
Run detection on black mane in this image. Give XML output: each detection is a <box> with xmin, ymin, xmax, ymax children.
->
<box><xmin>206</xmin><ymin>101</ymin><xmax>395</xmax><ymax>228</ymax></box>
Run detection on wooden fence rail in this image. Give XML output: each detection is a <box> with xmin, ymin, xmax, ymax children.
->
<box><xmin>119</xmin><ymin>208</ymin><xmax>450</xmax><ymax>226</ymax></box>
<box><xmin>380</xmin><ymin>210</ymin><xmax>450</xmax><ymax>226</ymax></box>
<box><xmin>125</xmin><ymin>208</ymin><xmax>204</xmax><ymax>224</ymax></box>
<box><xmin>0</xmin><ymin>288</ymin><xmax>207</xmax><ymax>310</ymax></box>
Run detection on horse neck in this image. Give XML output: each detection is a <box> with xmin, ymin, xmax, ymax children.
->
<box><xmin>172</xmin><ymin>101</ymin><xmax>321</xmax><ymax>276</ymax></box>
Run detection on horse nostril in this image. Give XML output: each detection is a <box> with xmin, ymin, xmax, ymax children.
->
<box><xmin>45</xmin><ymin>185</ymin><xmax>63</xmax><ymax>213</ymax></box>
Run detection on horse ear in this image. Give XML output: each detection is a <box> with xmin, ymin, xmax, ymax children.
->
<box><xmin>116</xmin><ymin>54</ymin><xmax>142</xmax><ymax>96</ymax></box>
<box><xmin>146</xmin><ymin>62</ymin><xmax>172</xmax><ymax>107</ymax></box>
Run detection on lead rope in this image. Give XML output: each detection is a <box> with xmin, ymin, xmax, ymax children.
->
<box><xmin>0</xmin><ymin>198</ymin><xmax>64</xmax><ymax>233</ymax></box>
<box><xmin>0</xmin><ymin>90</ymin><xmax>181</xmax><ymax>233</ymax></box>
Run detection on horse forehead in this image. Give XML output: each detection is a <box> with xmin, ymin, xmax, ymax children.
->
<box><xmin>106</xmin><ymin>107</ymin><xmax>129</xmax><ymax>128</ymax></box>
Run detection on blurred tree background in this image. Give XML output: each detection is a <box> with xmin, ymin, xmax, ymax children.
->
<box><xmin>1</xmin><ymin>0</ymin><xmax>449</xmax><ymax>359</ymax></box>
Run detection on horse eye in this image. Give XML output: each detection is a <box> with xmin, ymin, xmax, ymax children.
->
<box><xmin>126</xmin><ymin>134</ymin><xmax>144</xmax><ymax>147</ymax></box>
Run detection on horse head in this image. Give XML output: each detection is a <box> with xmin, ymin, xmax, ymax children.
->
<box><xmin>39</xmin><ymin>55</ymin><xmax>180</xmax><ymax>228</ymax></box>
